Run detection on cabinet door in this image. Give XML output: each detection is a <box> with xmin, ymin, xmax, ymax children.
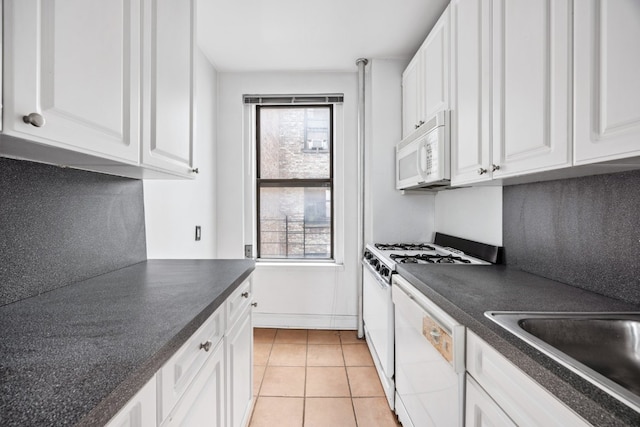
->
<box><xmin>158</xmin><ymin>307</ymin><xmax>225</xmax><ymax>422</ymax></box>
<box><xmin>467</xmin><ymin>331</ymin><xmax>590</xmax><ymax>426</ymax></box>
<box><xmin>3</xmin><ymin>0</ymin><xmax>140</xmax><ymax>163</ymax></box>
<box><xmin>106</xmin><ymin>376</ymin><xmax>157</xmax><ymax>427</ymax></box>
<box><xmin>492</xmin><ymin>0</ymin><xmax>571</xmax><ymax>177</ymax></box>
<box><xmin>162</xmin><ymin>342</ymin><xmax>225</xmax><ymax>427</ymax></box>
<box><xmin>466</xmin><ymin>376</ymin><xmax>516</xmax><ymax>427</ymax></box>
<box><xmin>226</xmin><ymin>308</ymin><xmax>253</xmax><ymax>427</ymax></box>
<box><xmin>450</xmin><ymin>0</ymin><xmax>492</xmax><ymax>185</ymax></box>
<box><xmin>142</xmin><ymin>0</ymin><xmax>196</xmax><ymax>177</ymax></box>
<box><xmin>423</xmin><ymin>6</ymin><xmax>450</xmax><ymax>121</ymax></box>
<box><xmin>574</xmin><ymin>0</ymin><xmax>640</xmax><ymax>164</ymax></box>
<box><xmin>402</xmin><ymin>56</ymin><xmax>422</xmax><ymax>139</ymax></box>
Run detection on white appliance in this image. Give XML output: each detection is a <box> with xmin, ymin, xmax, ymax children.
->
<box><xmin>396</xmin><ymin>110</ymin><xmax>450</xmax><ymax>191</ymax></box>
<box><xmin>361</xmin><ymin>233</ymin><xmax>500</xmax><ymax>410</ymax></box>
<box><xmin>393</xmin><ymin>274</ymin><xmax>465</xmax><ymax>427</ymax></box>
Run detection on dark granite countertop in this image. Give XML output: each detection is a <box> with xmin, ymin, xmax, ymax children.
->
<box><xmin>396</xmin><ymin>264</ymin><xmax>640</xmax><ymax>427</ymax></box>
<box><xmin>0</xmin><ymin>259</ymin><xmax>255</xmax><ymax>426</ymax></box>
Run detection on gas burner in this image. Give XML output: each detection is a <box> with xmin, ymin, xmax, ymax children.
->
<box><xmin>375</xmin><ymin>243</ymin><xmax>436</xmax><ymax>251</ymax></box>
<box><xmin>389</xmin><ymin>254</ymin><xmax>420</xmax><ymax>263</ymax></box>
<box><xmin>426</xmin><ymin>254</ymin><xmax>472</xmax><ymax>264</ymax></box>
<box><xmin>389</xmin><ymin>253</ymin><xmax>472</xmax><ymax>264</ymax></box>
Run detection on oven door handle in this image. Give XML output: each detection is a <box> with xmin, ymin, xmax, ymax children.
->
<box><xmin>361</xmin><ymin>260</ymin><xmax>391</xmax><ymax>289</ymax></box>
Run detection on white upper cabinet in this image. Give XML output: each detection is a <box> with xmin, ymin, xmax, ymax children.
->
<box><xmin>450</xmin><ymin>0</ymin><xmax>492</xmax><ymax>185</ymax></box>
<box><xmin>574</xmin><ymin>0</ymin><xmax>640</xmax><ymax>165</ymax></box>
<box><xmin>402</xmin><ymin>55</ymin><xmax>423</xmax><ymax>139</ymax></box>
<box><xmin>2</xmin><ymin>0</ymin><xmax>198</xmax><ymax>179</ymax></box>
<box><xmin>141</xmin><ymin>0</ymin><xmax>196</xmax><ymax>177</ymax></box>
<box><xmin>451</xmin><ymin>0</ymin><xmax>571</xmax><ymax>186</ymax></box>
<box><xmin>423</xmin><ymin>6</ymin><xmax>450</xmax><ymax>122</ymax></box>
<box><xmin>402</xmin><ymin>6</ymin><xmax>450</xmax><ymax>140</ymax></box>
<box><xmin>3</xmin><ymin>0</ymin><xmax>141</xmax><ymax>163</ymax></box>
<box><xmin>491</xmin><ymin>0</ymin><xmax>572</xmax><ymax>178</ymax></box>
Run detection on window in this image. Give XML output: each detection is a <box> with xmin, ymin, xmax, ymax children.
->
<box><xmin>256</xmin><ymin>105</ymin><xmax>333</xmax><ymax>260</ymax></box>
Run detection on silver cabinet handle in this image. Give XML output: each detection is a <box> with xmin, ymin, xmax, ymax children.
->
<box><xmin>191</xmin><ymin>168</ymin><xmax>199</xmax><ymax>174</ymax></box>
<box><xmin>251</xmin><ymin>302</ymin><xmax>258</xmax><ymax>307</ymax></box>
<box><xmin>477</xmin><ymin>168</ymin><xmax>487</xmax><ymax>175</ymax></box>
<box><xmin>199</xmin><ymin>340</ymin><xmax>212</xmax><ymax>352</ymax></box>
<box><xmin>241</xmin><ymin>292</ymin><xmax>249</xmax><ymax>298</ymax></box>
<box><xmin>23</xmin><ymin>113</ymin><xmax>45</xmax><ymax>127</ymax></box>
<box><xmin>414</xmin><ymin>123</ymin><xmax>420</xmax><ymax>129</ymax></box>
<box><xmin>492</xmin><ymin>164</ymin><xmax>500</xmax><ymax>172</ymax></box>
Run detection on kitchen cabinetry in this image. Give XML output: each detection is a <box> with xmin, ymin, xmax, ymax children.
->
<box><xmin>465</xmin><ymin>376</ymin><xmax>515</xmax><ymax>427</ymax></box>
<box><xmin>451</xmin><ymin>0</ymin><xmax>571</xmax><ymax>186</ymax></box>
<box><xmin>401</xmin><ymin>6</ymin><xmax>450</xmax><ymax>139</ymax></box>
<box><xmin>3</xmin><ymin>0</ymin><xmax>141</xmax><ymax>163</ymax></box>
<box><xmin>158</xmin><ymin>306</ymin><xmax>225</xmax><ymax>421</ymax></box>
<box><xmin>226</xmin><ymin>309</ymin><xmax>253</xmax><ymax>427</ymax></box>
<box><xmin>141</xmin><ymin>0</ymin><xmax>196</xmax><ymax>177</ymax></box>
<box><xmin>449</xmin><ymin>0</ymin><xmax>491</xmax><ymax>185</ymax></box>
<box><xmin>162</xmin><ymin>343</ymin><xmax>225</xmax><ymax>427</ymax></box>
<box><xmin>106</xmin><ymin>276</ymin><xmax>253</xmax><ymax>427</ymax></box>
<box><xmin>225</xmin><ymin>278</ymin><xmax>254</xmax><ymax>427</ymax></box>
<box><xmin>466</xmin><ymin>330</ymin><xmax>589</xmax><ymax>426</ymax></box>
<box><xmin>1</xmin><ymin>0</ymin><xmax>197</xmax><ymax>179</ymax></box>
<box><xmin>106</xmin><ymin>376</ymin><xmax>157</xmax><ymax>427</ymax></box>
<box><xmin>402</xmin><ymin>56</ymin><xmax>422</xmax><ymax>139</ymax></box>
<box><xmin>574</xmin><ymin>0</ymin><xmax>640</xmax><ymax>165</ymax></box>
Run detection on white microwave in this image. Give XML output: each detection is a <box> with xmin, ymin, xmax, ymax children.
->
<box><xmin>395</xmin><ymin>110</ymin><xmax>450</xmax><ymax>190</ymax></box>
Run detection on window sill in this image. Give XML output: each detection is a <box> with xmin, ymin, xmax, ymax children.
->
<box><xmin>255</xmin><ymin>261</ymin><xmax>345</xmax><ymax>271</ymax></box>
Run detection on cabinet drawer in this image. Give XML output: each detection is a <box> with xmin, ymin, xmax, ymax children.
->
<box><xmin>158</xmin><ymin>306</ymin><xmax>225</xmax><ymax>422</ymax></box>
<box><xmin>466</xmin><ymin>331</ymin><xmax>590</xmax><ymax>426</ymax></box>
<box><xmin>227</xmin><ymin>278</ymin><xmax>252</xmax><ymax>329</ymax></box>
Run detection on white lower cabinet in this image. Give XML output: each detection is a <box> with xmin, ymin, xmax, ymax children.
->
<box><xmin>466</xmin><ymin>330</ymin><xmax>590</xmax><ymax>427</ymax></box>
<box><xmin>161</xmin><ymin>342</ymin><xmax>225</xmax><ymax>427</ymax></box>
<box><xmin>105</xmin><ymin>276</ymin><xmax>253</xmax><ymax>427</ymax></box>
<box><xmin>465</xmin><ymin>376</ymin><xmax>515</xmax><ymax>427</ymax></box>
<box><xmin>106</xmin><ymin>375</ymin><xmax>157</xmax><ymax>427</ymax></box>
<box><xmin>226</xmin><ymin>307</ymin><xmax>253</xmax><ymax>427</ymax></box>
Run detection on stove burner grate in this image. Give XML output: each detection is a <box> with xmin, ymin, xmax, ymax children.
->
<box><xmin>390</xmin><ymin>253</ymin><xmax>472</xmax><ymax>264</ymax></box>
<box><xmin>375</xmin><ymin>243</ymin><xmax>436</xmax><ymax>251</ymax></box>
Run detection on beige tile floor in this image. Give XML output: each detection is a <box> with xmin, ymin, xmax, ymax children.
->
<box><xmin>250</xmin><ymin>328</ymin><xmax>401</xmax><ymax>427</ymax></box>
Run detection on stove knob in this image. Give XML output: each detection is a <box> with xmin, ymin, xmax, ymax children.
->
<box><xmin>371</xmin><ymin>259</ymin><xmax>379</xmax><ymax>268</ymax></box>
<box><xmin>380</xmin><ymin>266</ymin><xmax>389</xmax><ymax>277</ymax></box>
<box><xmin>364</xmin><ymin>251</ymin><xmax>372</xmax><ymax>260</ymax></box>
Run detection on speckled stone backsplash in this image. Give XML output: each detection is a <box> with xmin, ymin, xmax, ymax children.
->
<box><xmin>503</xmin><ymin>169</ymin><xmax>640</xmax><ymax>305</ymax></box>
<box><xmin>0</xmin><ymin>158</ymin><xmax>146</xmax><ymax>306</ymax></box>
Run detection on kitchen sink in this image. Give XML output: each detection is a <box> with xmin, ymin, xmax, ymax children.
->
<box><xmin>485</xmin><ymin>311</ymin><xmax>640</xmax><ymax>412</ymax></box>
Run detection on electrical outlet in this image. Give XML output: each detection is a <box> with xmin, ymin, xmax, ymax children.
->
<box><xmin>244</xmin><ymin>245</ymin><xmax>252</xmax><ymax>258</ymax></box>
<box><xmin>195</xmin><ymin>226</ymin><xmax>201</xmax><ymax>241</ymax></box>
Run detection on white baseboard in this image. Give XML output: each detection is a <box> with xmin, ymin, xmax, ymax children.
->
<box><xmin>252</xmin><ymin>313</ymin><xmax>357</xmax><ymax>330</ymax></box>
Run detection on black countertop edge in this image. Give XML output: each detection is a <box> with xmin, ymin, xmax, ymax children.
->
<box><xmin>77</xmin><ymin>261</ymin><xmax>255</xmax><ymax>427</ymax></box>
<box><xmin>395</xmin><ymin>264</ymin><xmax>640</xmax><ymax>427</ymax></box>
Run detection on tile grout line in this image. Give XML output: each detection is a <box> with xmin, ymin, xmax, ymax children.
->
<box><xmin>341</xmin><ymin>333</ymin><xmax>360</xmax><ymax>427</ymax></box>
<box><xmin>302</xmin><ymin>329</ymin><xmax>308</xmax><ymax>427</ymax></box>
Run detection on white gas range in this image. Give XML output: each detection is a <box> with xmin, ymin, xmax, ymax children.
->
<box><xmin>361</xmin><ymin>233</ymin><xmax>501</xmax><ymax>409</ymax></box>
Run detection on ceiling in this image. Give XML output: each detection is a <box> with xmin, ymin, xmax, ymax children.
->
<box><xmin>197</xmin><ymin>0</ymin><xmax>450</xmax><ymax>72</ymax></box>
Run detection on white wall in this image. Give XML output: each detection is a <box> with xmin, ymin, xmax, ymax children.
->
<box><xmin>144</xmin><ymin>49</ymin><xmax>218</xmax><ymax>259</ymax></box>
<box><xmin>216</xmin><ymin>71</ymin><xmax>359</xmax><ymax>329</ymax></box>
<box><xmin>365</xmin><ymin>59</ymin><xmax>436</xmax><ymax>243</ymax></box>
<box><xmin>434</xmin><ymin>186</ymin><xmax>503</xmax><ymax>246</ymax></box>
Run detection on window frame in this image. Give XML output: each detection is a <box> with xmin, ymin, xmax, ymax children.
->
<box><xmin>255</xmin><ymin>104</ymin><xmax>335</xmax><ymax>261</ymax></box>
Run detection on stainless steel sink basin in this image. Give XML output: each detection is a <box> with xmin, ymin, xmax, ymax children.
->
<box><xmin>485</xmin><ymin>312</ymin><xmax>640</xmax><ymax>412</ymax></box>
